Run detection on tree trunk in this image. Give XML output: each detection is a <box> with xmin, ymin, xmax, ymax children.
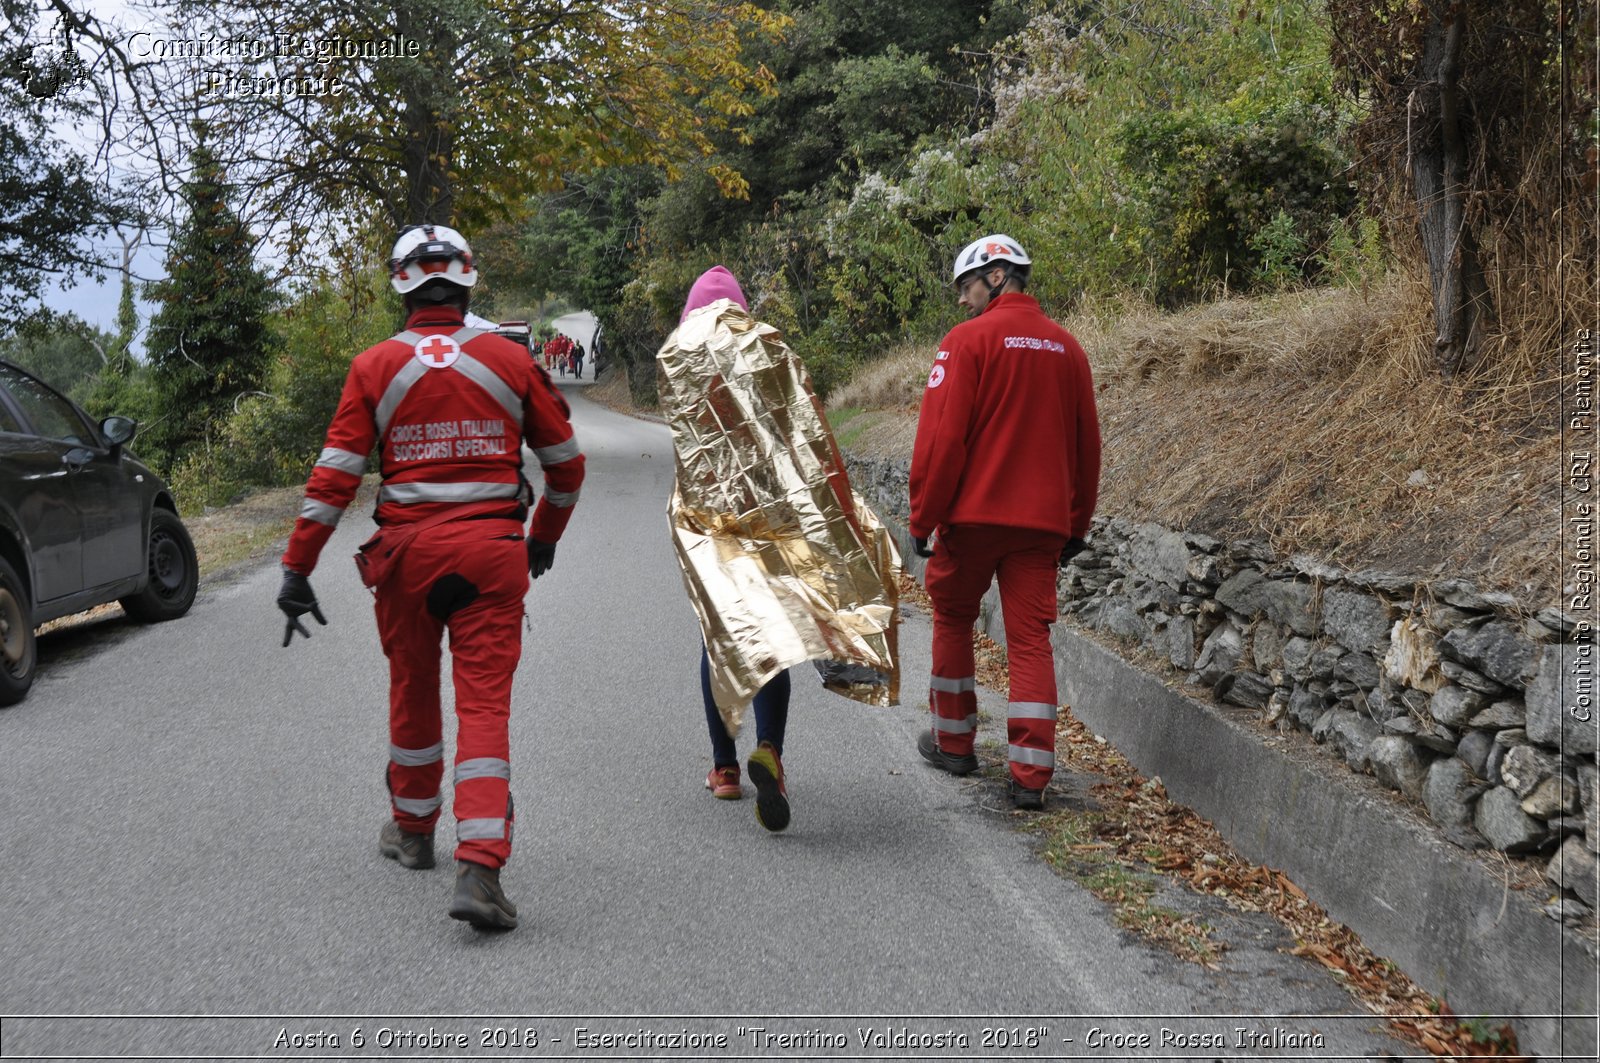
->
<box><xmin>1410</xmin><ymin>1</ymin><xmax>1492</xmax><ymax>377</ymax></box>
<box><xmin>400</xmin><ymin>112</ymin><xmax>454</xmax><ymax>226</ymax></box>
<box><xmin>395</xmin><ymin>4</ymin><xmax>457</xmax><ymax>227</ymax></box>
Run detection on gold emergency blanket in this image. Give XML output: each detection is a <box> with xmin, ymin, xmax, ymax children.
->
<box><xmin>660</xmin><ymin>299</ymin><xmax>901</xmax><ymax>733</ymax></box>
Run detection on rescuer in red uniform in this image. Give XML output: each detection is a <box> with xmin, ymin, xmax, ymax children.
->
<box><xmin>276</xmin><ymin>224</ymin><xmax>585</xmax><ymax>930</ymax></box>
<box><xmin>908</xmin><ymin>234</ymin><xmax>1101</xmax><ymax>811</ymax></box>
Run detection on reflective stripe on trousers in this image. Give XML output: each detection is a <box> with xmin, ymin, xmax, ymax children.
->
<box><xmin>1007</xmin><ymin>699</ymin><xmax>1058</xmax><ymax>785</ymax></box>
<box><xmin>377</xmin><ymin>520</ymin><xmax>528</xmax><ymax>867</ymax></box>
<box><xmin>928</xmin><ymin>673</ymin><xmax>978</xmax><ymax>755</ymax></box>
<box><xmin>925</xmin><ymin>524</ymin><xmax>1066</xmax><ymax>791</ymax></box>
<box><xmin>388</xmin><ymin>741</ymin><xmax>446</xmax><ymax>833</ymax></box>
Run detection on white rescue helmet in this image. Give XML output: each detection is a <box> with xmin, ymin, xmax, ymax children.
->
<box><xmin>951</xmin><ymin>234</ymin><xmax>1031</xmax><ymax>282</ymax></box>
<box><xmin>389</xmin><ymin>223</ymin><xmax>478</xmax><ymax>294</ymax></box>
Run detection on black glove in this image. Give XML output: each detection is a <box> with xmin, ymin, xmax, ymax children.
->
<box><xmin>1058</xmin><ymin>537</ymin><xmax>1089</xmax><ymax>567</ymax></box>
<box><xmin>277</xmin><ymin>569</ymin><xmax>327</xmax><ymax>647</ymax></box>
<box><xmin>527</xmin><ymin>538</ymin><xmax>557</xmax><ymax>580</ymax></box>
<box><xmin>912</xmin><ymin>536</ymin><xmax>934</xmax><ymax>558</ymax></box>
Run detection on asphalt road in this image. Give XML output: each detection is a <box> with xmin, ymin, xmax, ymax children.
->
<box><xmin>0</xmin><ymin>383</ymin><xmax>1410</xmax><ymax>1061</ymax></box>
<box><xmin>548</xmin><ymin>311</ymin><xmax>597</xmax><ymax>353</ymax></box>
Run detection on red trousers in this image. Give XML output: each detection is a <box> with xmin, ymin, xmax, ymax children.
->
<box><xmin>925</xmin><ymin>524</ymin><xmax>1066</xmax><ymax>791</ymax></box>
<box><xmin>375</xmin><ymin>519</ymin><xmax>527</xmax><ymax>868</ymax></box>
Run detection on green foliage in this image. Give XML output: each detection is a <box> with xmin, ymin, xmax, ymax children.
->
<box><xmin>638</xmin><ymin>168</ymin><xmax>728</xmax><ymax>258</ymax></box>
<box><xmin>170</xmin><ymin>272</ymin><xmax>396</xmax><ymax>508</ymax></box>
<box><xmin>142</xmin><ymin>135</ymin><xmax>279</xmax><ymax>473</ymax></box>
<box><xmin>611</xmin><ymin>253</ymin><xmax>713</xmax><ymax>406</ymax></box>
<box><xmin>83</xmin><ymin>365</ymin><xmax>163</xmax><ymax>453</ymax></box>
<box><xmin>729</xmin><ymin>0</ymin><xmax>1029</xmax><ymax>207</ymax></box>
<box><xmin>819</xmin><ymin>178</ymin><xmax>937</xmax><ymax>346</ymax></box>
<box><xmin>0</xmin><ymin>313</ymin><xmax>113</xmax><ymax>403</ymax></box>
<box><xmin>1248</xmin><ymin>210</ymin><xmax>1309</xmax><ymax>292</ymax></box>
<box><xmin>178</xmin><ymin>0</ymin><xmax>788</xmax><ymax>233</ymax></box>
<box><xmin>167</xmin><ymin>0</ymin><xmax>1395</xmax><ymax>503</ymax></box>
<box><xmin>846</xmin><ymin>2</ymin><xmax>1352</xmax><ymax>311</ymax></box>
<box><xmin>108</xmin><ymin>269</ymin><xmax>139</xmax><ymax>376</ymax></box>
<box><xmin>1115</xmin><ymin>78</ymin><xmax>1353</xmax><ymax>302</ymax></box>
<box><xmin>468</xmin><ymin>165</ymin><xmax>666</xmax><ymax>375</ymax></box>
<box><xmin>0</xmin><ymin>0</ymin><xmax>120</xmax><ymax>319</ymax></box>
<box><xmin>1316</xmin><ymin>214</ymin><xmax>1387</xmax><ymax>288</ymax></box>
<box><xmin>822</xmin><ymin>47</ymin><xmax>946</xmax><ymax>174</ymax></box>
<box><xmin>501</xmin><ymin>0</ymin><xmax>1032</xmax><ymax>386</ymax></box>
<box><xmin>558</xmin><ymin>0</ymin><xmax>1365</xmax><ymax>400</ymax></box>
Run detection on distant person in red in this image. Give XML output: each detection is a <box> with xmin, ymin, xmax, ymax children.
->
<box><xmin>908</xmin><ymin>234</ymin><xmax>1101</xmax><ymax>811</ymax></box>
<box><xmin>552</xmin><ymin>333</ymin><xmax>574</xmax><ymax>377</ymax></box>
<box><xmin>275</xmin><ymin>223</ymin><xmax>585</xmax><ymax>930</ymax></box>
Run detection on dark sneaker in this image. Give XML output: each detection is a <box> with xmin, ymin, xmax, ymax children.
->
<box><xmin>746</xmin><ymin>742</ymin><xmax>790</xmax><ymax>833</ymax></box>
<box><xmin>1008</xmin><ymin>779</ymin><xmax>1046</xmax><ymax>811</ymax></box>
<box><xmin>379</xmin><ymin>821</ymin><xmax>435</xmax><ymax>870</ymax></box>
<box><xmin>917</xmin><ymin>729</ymin><xmax>978</xmax><ymax>776</ymax></box>
<box><xmin>448</xmin><ymin>860</ymin><xmax>518</xmax><ymax>930</ymax></box>
<box><xmin>705</xmin><ymin>764</ymin><xmax>741</xmax><ymax>800</ymax></box>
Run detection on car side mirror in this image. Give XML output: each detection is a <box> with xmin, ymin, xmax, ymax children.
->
<box><xmin>100</xmin><ymin>415</ymin><xmax>137</xmax><ymax>449</ymax></box>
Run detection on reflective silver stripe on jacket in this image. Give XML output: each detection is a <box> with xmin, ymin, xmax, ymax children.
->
<box><xmin>1007</xmin><ymin>744</ymin><xmax>1055</xmax><ymax>768</ymax></box>
<box><xmin>375</xmin><ymin>358</ymin><xmax>429</xmax><ymax>439</ymax></box>
<box><xmin>392</xmin><ymin>330</ymin><xmax>423</xmax><ymax>345</ymax></box>
<box><xmin>457</xmin><ymin>818</ymin><xmax>506</xmax><ymax>841</ymax></box>
<box><xmin>450</xmin><ymin>352</ymin><xmax>524</xmax><ymax>428</ymax></box>
<box><xmin>315</xmin><ymin>447</ymin><xmax>367</xmax><ymax>476</ymax></box>
<box><xmin>1009</xmin><ymin>702</ymin><xmax>1058</xmax><ymax>720</ymax></box>
<box><xmin>300</xmin><ymin>497</ymin><xmax>343</xmax><ymax>526</ymax></box>
<box><xmin>543</xmin><ymin>485</ymin><xmax>580</xmax><ymax>507</ymax></box>
<box><xmin>380</xmin><ymin>481</ymin><xmax>521</xmax><ymax>505</ymax></box>
<box><xmin>930</xmin><ymin>674</ymin><xmax>976</xmax><ymax>694</ymax></box>
<box><xmin>393</xmin><ymin>793</ymin><xmax>442</xmax><ymax>816</ymax></box>
<box><xmin>454</xmin><ymin>757</ymin><xmax>510</xmax><ymax>784</ymax></box>
<box><xmin>533</xmin><ymin>435</ymin><xmax>580</xmax><ymax>465</ymax></box>
<box><xmin>390</xmin><ymin>741</ymin><xmax>444</xmax><ymax>767</ymax></box>
<box><xmin>933</xmin><ymin>713</ymin><xmax>978</xmax><ymax>735</ymax></box>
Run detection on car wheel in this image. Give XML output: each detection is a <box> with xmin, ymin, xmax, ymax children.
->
<box><xmin>0</xmin><ymin>555</ymin><xmax>36</xmax><ymax>705</ymax></box>
<box><xmin>119</xmin><ymin>508</ymin><xmax>198</xmax><ymax>622</ymax></box>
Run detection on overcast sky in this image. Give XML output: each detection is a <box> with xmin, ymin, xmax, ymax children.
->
<box><xmin>39</xmin><ymin>0</ymin><xmax>160</xmax><ymax>346</ymax></box>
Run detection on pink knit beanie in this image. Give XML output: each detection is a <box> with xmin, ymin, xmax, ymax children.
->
<box><xmin>681</xmin><ymin>265</ymin><xmax>749</xmax><ymax>322</ymax></box>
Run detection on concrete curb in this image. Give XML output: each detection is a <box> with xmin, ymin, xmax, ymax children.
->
<box><xmin>893</xmin><ymin>523</ymin><xmax>1596</xmax><ymax>1060</ymax></box>
<box><xmin>1042</xmin><ymin>622</ymin><xmax>1595</xmax><ymax>1060</ymax></box>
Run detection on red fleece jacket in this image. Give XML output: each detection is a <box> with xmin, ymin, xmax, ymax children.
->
<box><xmin>909</xmin><ymin>292</ymin><xmax>1101</xmax><ymax>540</ymax></box>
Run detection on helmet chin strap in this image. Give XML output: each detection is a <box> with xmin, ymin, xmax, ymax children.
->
<box><xmin>985</xmin><ymin>265</ymin><xmax>1011</xmax><ymax>302</ymax></box>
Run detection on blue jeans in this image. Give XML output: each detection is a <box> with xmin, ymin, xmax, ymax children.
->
<box><xmin>701</xmin><ymin>645</ymin><xmax>790</xmax><ymax>766</ymax></box>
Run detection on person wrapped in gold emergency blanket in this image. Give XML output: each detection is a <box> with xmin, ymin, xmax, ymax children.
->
<box><xmin>658</xmin><ymin>266</ymin><xmax>901</xmax><ymax>832</ymax></box>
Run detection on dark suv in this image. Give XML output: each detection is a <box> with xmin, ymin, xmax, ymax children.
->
<box><xmin>0</xmin><ymin>360</ymin><xmax>198</xmax><ymax>705</ymax></box>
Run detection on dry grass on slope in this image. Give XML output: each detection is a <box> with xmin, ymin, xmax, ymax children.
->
<box><xmin>1084</xmin><ymin>279</ymin><xmax>1560</xmax><ymax>601</ymax></box>
<box><xmin>829</xmin><ymin>277</ymin><xmax>1564</xmax><ymax>601</ymax></box>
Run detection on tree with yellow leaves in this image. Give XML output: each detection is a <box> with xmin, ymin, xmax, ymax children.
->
<box><xmin>127</xmin><ymin>0</ymin><xmax>788</xmax><ymax>231</ymax></box>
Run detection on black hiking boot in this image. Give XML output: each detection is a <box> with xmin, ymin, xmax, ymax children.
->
<box><xmin>448</xmin><ymin>860</ymin><xmax>518</xmax><ymax>930</ymax></box>
<box><xmin>1008</xmin><ymin>779</ymin><xmax>1046</xmax><ymax>811</ymax></box>
<box><xmin>379</xmin><ymin>821</ymin><xmax>435</xmax><ymax>870</ymax></box>
<box><xmin>917</xmin><ymin>729</ymin><xmax>979</xmax><ymax>776</ymax></box>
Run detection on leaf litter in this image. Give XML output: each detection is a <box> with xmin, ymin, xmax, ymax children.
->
<box><xmin>896</xmin><ymin>572</ymin><xmax>1529</xmax><ymax>1059</ymax></box>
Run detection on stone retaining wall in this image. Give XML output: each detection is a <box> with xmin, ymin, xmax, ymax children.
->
<box><xmin>847</xmin><ymin>454</ymin><xmax>1600</xmax><ymax>925</ymax></box>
